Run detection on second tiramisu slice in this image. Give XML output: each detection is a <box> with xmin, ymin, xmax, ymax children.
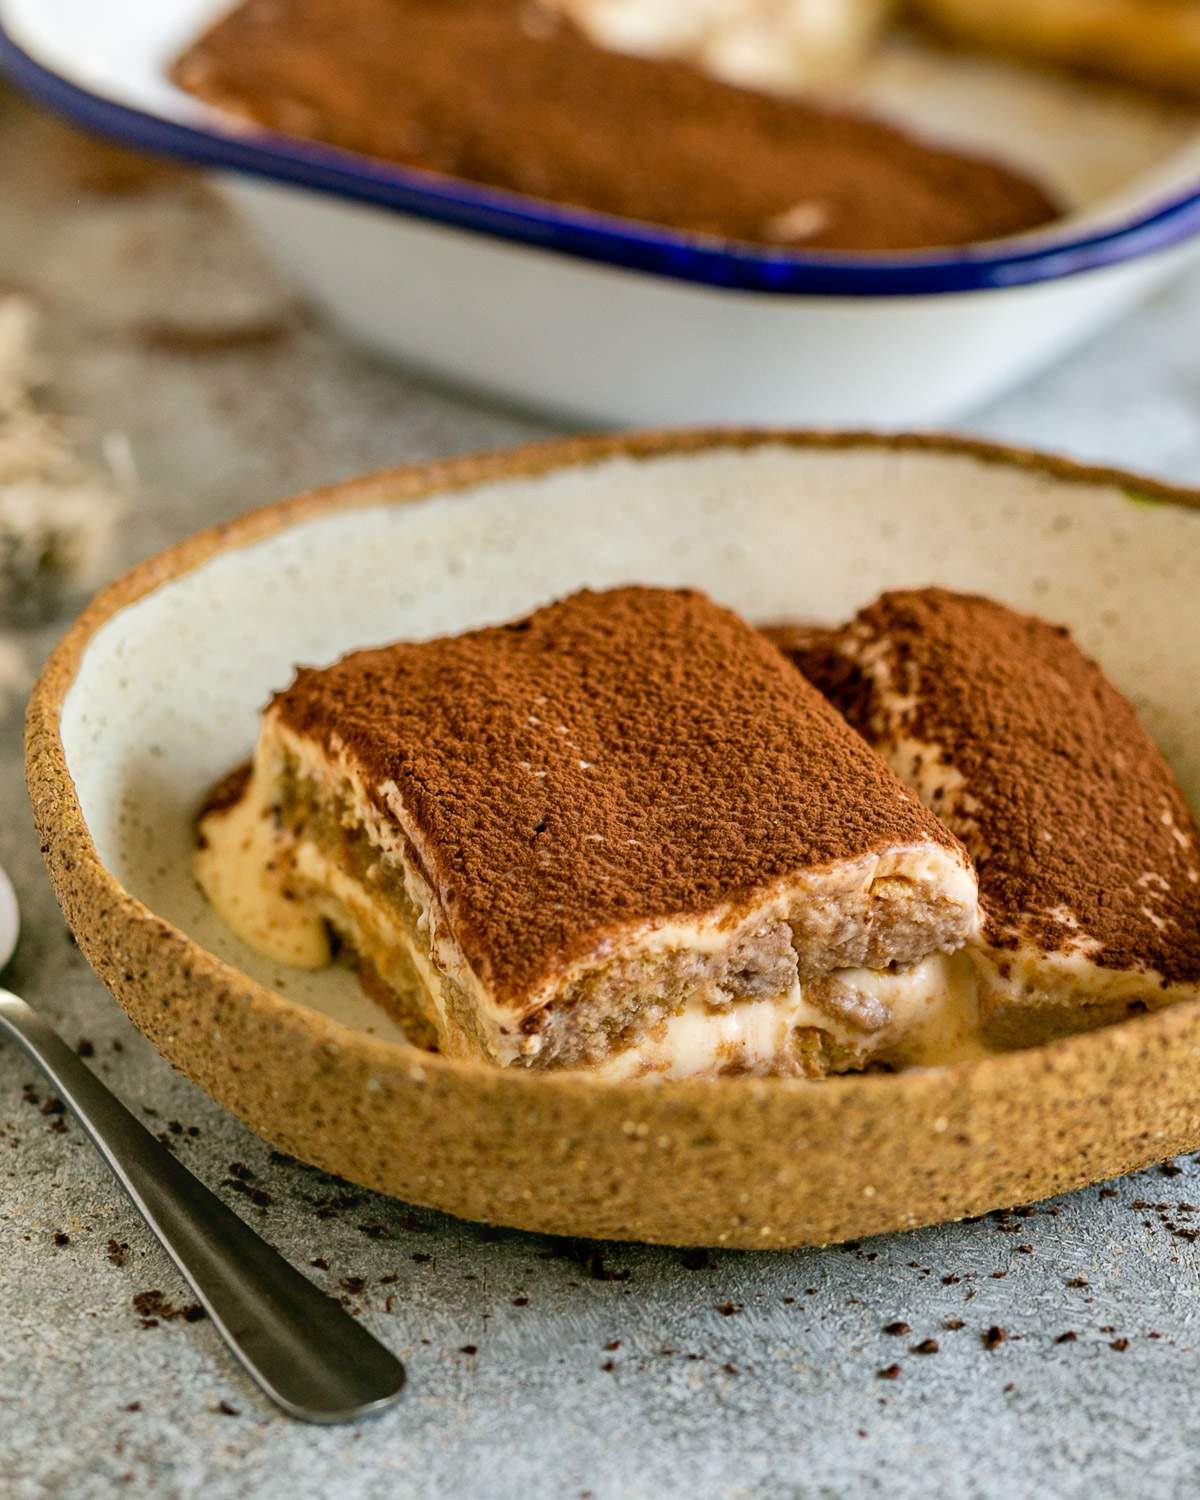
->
<box><xmin>196</xmin><ymin>586</ymin><xmax>981</xmax><ymax>1077</ymax></box>
<box><xmin>770</xmin><ymin>588</ymin><xmax>1200</xmax><ymax>1048</ymax></box>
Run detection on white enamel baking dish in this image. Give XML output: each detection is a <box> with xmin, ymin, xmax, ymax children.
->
<box><xmin>4</xmin><ymin>0</ymin><xmax>1200</xmax><ymax>426</ymax></box>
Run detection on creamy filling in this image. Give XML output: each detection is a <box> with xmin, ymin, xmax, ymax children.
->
<box><xmin>971</xmin><ymin>939</ymin><xmax>1198</xmax><ymax>1043</ymax></box>
<box><xmin>289</xmin><ymin>831</ymin><xmax>986</xmax><ymax>1071</ymax></box>
<box><xmin>594</xmin><ymin>949</ymin><xmax>984</xmax><ymax>1080</ymax></box>
<box><xmin>194</xmin><ymin>770</ymin><xmax>330</xmax><ymax>968</ymax></box>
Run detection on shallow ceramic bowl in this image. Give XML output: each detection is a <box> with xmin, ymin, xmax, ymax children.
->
<box><xmin>26</xmin><ymin>431</ymin><xmax>1200</xmax><ymax>1248</ymax></box>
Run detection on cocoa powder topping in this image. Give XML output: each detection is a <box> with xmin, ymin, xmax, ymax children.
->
<box><xmin>172</xmin><ymin>0</ymin><xmax>1059</xmax><ymax>253</ymax></box>
<box><xmin>273</xmin><ymin>586</ymin><xmax>962</xmax><ymax>1006</ymax></box>
<box><xmin>775</xmin><ymin>589</ymin><xmax>1200</xmax><ymax>984</ymax></box>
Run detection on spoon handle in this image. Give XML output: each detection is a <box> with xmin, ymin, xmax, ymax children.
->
<box><xmin>0</xmin><ymin>989</ymin><xmax>405</xmax><ymax>1424</ymax></box>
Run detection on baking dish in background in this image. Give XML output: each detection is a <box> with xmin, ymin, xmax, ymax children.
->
<box><xmin>3</xmin><ymin>0</ymin><xmax>1200</xmax><ymax>426</ymax></box>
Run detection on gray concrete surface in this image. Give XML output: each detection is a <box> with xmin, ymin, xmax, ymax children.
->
<box><xmin>3</xmin><ymin>88</ymin><xmax>1200</xmax><ymax>1500</ymax></box>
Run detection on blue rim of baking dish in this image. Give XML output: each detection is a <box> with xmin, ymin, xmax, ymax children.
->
<box><xmin>4</xmin><ymin>15</ymin><xmax>1200</xmax><ymax>298</ymax></box>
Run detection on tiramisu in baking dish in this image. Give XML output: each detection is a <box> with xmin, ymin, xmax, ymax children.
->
<box><xmin>170</xmin><ymin>0</ymin><xmax>1060</xmax><ymax>251</ymax></box>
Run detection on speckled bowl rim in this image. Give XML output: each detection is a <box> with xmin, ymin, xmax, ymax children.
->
<box><xmin>25</xmin><ymin>429</ymin><xmax>1200</xmax><ymax>1248</ymax></box>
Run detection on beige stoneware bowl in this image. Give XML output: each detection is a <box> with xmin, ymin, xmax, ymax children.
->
<box><xmin>26</xmin><ymin>431</ymin><xmax>1200</xmax><ymax>1248</ymax></box>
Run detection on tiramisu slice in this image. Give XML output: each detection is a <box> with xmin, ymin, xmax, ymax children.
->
<box><xmin>196</xmin><ymin>587</ymin><xmax>981</xmax><ymax>1077</ymax></box>
<box><xmin>769</xmin><ymin>589</ymin><xmax>1200</xmax><ymax>1048</ymax></box>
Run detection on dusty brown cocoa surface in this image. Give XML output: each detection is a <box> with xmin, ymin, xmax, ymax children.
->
<box><xmin>273</xmin><ymin>585</ymin><xmax>965</xmax><ymax>1004</ymax></box>
<box><xmin>172</xmin><ymin>0</ymin><xmax>1060</xmax><ymax>251</ymax></box>
<box><xmin>772</xmin><ymin>588</ymin><xmax>1200</xmax><ymax>983</ymax></box>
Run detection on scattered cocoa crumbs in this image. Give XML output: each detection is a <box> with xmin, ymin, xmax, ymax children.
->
<box><xmin>107</xmin><ymin>1240</ymin><xmax>128</xmax><ymax>1267</ymax></box>
<box><xmin>222</xmin><ymin>1169</ymin><xmax>273</xmax><ymax>1208</ymax></box>
<box><xmin>310</xmin><ymin>1257</ymin><xmax>329</xmax><ymax>1270</ymax></box>
<box><xmin>76</xmin><ymin>1039</ymin><xmax>95</xmax><ymax>1058</ymax></box>
<box><xmin>385</xmin><ymin>1295</ymin><xmax>396</xmax><ymax>1313</ymax></box>
<box><xmin>883</xmin><ymin>1321</ymin><xmax>910</xmax><ymax>1336</ymax></box>
<box><xmin>214</xmin><ymin>1400</ymin><xmax>240</xmax><ymax>1417</ymax></box>
<box><xmin>1099</xmin><ymin>1189</ymin><xmax>1117</xmax><ymax>1200</ymax></box>
<box><xmin>1161</xmin><ymin>1163</ymin><xmax>1184</xmax><ymax>1178</ymax></box>
<box><xmin>944</xmin><ymin>1319</ymin><xmax>965</xmax><ymax>1331</ymax></box>
<box><xmin>131</xmin><ymin>1290</ymin><xmax>206</xmax><ymax>1325</ymax></box>
<box><xmin>1003</xmin><ymin>1383</ymin><xmax>1016</xmax><ymax>1394</ymax></box>
<box><xmin>512</xmin><ymin>1296</ymin><xmax>529</xmax><ymax>1307</ymax></box>
<box><xmin>123</xmin><ymin>1402</ymin><xmax>141</xmax><ymax>1413</ymax></box>
<box><xmin>679</xmin><ymin>1249</ymin><xmax>713</xmax><ymax>1271</ymax></box>
<box><xmin>459</xmin><ymin>1345</ymin><xmax>477</xmax><ymax>1356</ymax></box>
<box><xmin>601</xmin><ymin>1361</ymin><xmax>615</xmax><ymax>1373</ymax></box>
<box><xmin>379</xmin><ymin>1273</ymin><xmax>400</xmax><ymax>1285</ymax></box>
<box><xmin>990</xmin><ymin>1271</ymin><xmax>1008</xmax><ymax>1280</ymax></box>
<box><xmin>877</xmin><ymin>1365</ymin><xmax>902</xmax><ymax>1380</ymax></box>
<box><xmin>340</xmin><ymin>1276</ymin><xmax>367</xmax><ymax>1294</ymax></box>
<box><xmin>40</xmin><ymin>1096</ymin><xmax>65</xmax><ymax>1116</ymax></box>
<box><xmin>412</xmin><ymin>1253</ymin><xmax>432</xmax><ymax>1264</ymax></box>
<box><xmin>722</xmin><ymin>1363</ymin><xmax>739</xmax><ymax>1376</ymax></box>
<box><xmin>1016</xmin><ymin>1245</ymin><xmax>1034</xmax><ymax>1255</ymax></box>
<box><xmin>911</xmin><ymin>1339</ymin><xmax>940</xmax><ymax>1355</ymax></box>
<box><xmin>575</xmin><ymin>1246</ymin><xmax>631</xmax><ymax>1283</ymax></box>
<box><xmin>52</xmin><ymin>1231</ymin><xmax>70</xmax><ymax>1247</ymax></box>
<box><xmin>716</xmin><ymin>1302</ymin><xmax>741</xmax><ymax>1317</ymax></box>
<box><xmin>358</xmin><ymin>1223</ymin><xmax>387</xmax><ymax>1239</ymax></box>
<box><xmin>603</xmin><ymin>1339</ymin><xmax>621</xmax><ymax>1352</ymax></box>
<box><xmin>1055</xmin><ymin>1332</ymin><xmax>1078</xmax><ymax>1344</ymax></box>
<box><xmin>134</xmin><ymin>318</ymin><xmax>290</xmax><ymax>355</ymax></box>
<box><xmin>1066</xmin><ymin>1276</ymin><xmax>1089</xmax><ymax>1288</ymax></box>
<box><xmin>982</xmin><ymin>1326</ymin><xmax>1008</xmax><ymax>1350</ymax></box>
<box><xmin>1110</xmin><ymin>1338</ymin><xmax>1130</xmax><ymax>1352</ymax></box>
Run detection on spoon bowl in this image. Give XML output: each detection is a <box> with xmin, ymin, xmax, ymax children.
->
<box><xmin>0</xmin><ymin>861</ymin><xmax>18</xmax><ymax>972</ymax></box>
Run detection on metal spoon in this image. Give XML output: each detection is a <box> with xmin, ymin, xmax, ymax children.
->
<box><xmin>0</xmin><ymin>860</ymin><xmax>405</xmax><ymax>1424</ymax></box>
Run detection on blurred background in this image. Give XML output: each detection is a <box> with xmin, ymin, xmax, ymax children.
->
<box><xmin>1</xmin><ymin>1</ymin><xmax>1200</xmax><ymax>692</ymax></box>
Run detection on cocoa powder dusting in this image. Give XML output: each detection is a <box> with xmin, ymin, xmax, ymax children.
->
<box><xmin>171</xmin><ymin>0</ymin><xmax>1059</xmax><ymax>253</ymax></box>
<box><xmin>273</xmin><ymin>586</ymin><xmax>963</xmax><ymax>1007</ymax></box>
<box><xmin>772</xmin><ymin>589</ymin><xmax>1200</xmax><ymax>985</ymax></box>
